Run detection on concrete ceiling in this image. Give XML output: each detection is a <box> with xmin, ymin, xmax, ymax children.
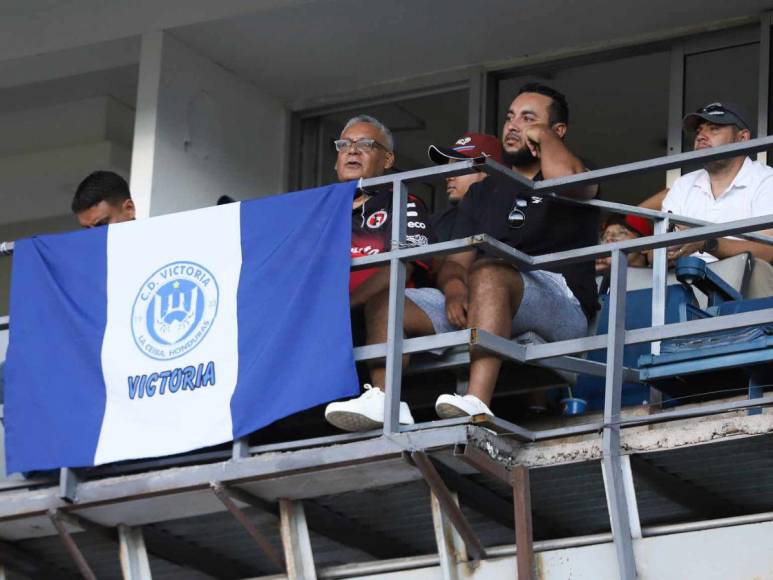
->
<box><xmin>172</xmin><ymin>0</ymin><xmax>773</xmax><ymax>105</ymax></box>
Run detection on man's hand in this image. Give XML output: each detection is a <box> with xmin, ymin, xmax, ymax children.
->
<box><xmin>438</xmin><ymin>250</ymin><xmax>476</xmax><ymax>328</ymax></box>
<box><xmin>445</xmin><ymin>290</ymin><xmax>468</xmax><ymax>328</ymax></box>
<box><xmin>666</xmin><ymin>240</ymin><xmax>705</xmax><ymax>263</ymax></box>
<box><xmin>524</xmin><ymin>126</ymin><xmax>550</xmax><ymax>159</ymax></box>
<box><xmin>442</xmin><ymin>277</ymin><xmax>469</xmax><ymax>327</ymax></box>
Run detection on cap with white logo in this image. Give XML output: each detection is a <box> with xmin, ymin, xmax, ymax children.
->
<box><xmin>428</xmin><ymin>132</ymin><xmax>504</xmax><ymax>165</ymax></box>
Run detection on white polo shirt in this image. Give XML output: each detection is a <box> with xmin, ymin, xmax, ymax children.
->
<box><xmin>661</xmin><ymin>157</ymin><xmax>773</xmax><ymax>262</ymax></box>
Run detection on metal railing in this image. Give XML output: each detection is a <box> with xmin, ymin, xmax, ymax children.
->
<box><xmin>2</xmin><ymin>138</ymin><xmax>773</xmax><ymax>446</ymax></box>
<box><xmin>2</xmin><ymin>136</ymin><xmax>773</xmax><ymax>580</ymax></box>
<box><xmin>351</xmin><ymin>136</ymin><xmax>773</xmax><ymax>580</ymax></box>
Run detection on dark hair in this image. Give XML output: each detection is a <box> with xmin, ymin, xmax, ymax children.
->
<box><xmin>71</xmin><ymin>171</ymin><xmax>131</xmax><ymax>214</ymax></box>
<box><xmin>603</xmin><ymin>213</ymin><xmax>629</xmax><ymax>231</ymax></box>
<box><xmin>517</xmin><ymin>83</ymin><xmax>569</xmax><ymax>126</ymax></box>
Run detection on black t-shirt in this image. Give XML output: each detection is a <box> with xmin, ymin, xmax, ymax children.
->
<box><xmin>453</xmin><ymin>174</ymin><xmax>599</xmax><ymax>318</ymax></box>
<box><xmin>350</xmin><ymin>189</ymin><xmax>434</xmax><ymax>292</ymax></box>
<box><xmin>430</xmin><ymin>205</ymin><xmax>458</xmax><ymax>243</ymax></box>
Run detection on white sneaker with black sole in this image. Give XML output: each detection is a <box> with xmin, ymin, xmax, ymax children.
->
<box><xmin>325</xmin><ymin>384</ymin><xmax>415</xmax><ymax>432</ymax></box>
<box><xmin>435</xmin><ymin>393</ymin><xmax>493</xmax><ymax>419</ymax></box>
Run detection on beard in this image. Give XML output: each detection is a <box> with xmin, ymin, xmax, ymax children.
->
<box><xmin>503</xmin><ymin>145</ymin><xmax>537</xmax><ymax>168</ymax></box>
<box><xmin>704</xmin><ymin>156</ymin><xmax>733</xmax><ymax>173</ymax></box>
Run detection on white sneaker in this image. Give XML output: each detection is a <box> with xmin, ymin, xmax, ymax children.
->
<box><xmin>325</xmin><ymin>385</ymin><xmax>415</xmax><ymax>432</ymax></box>
<box><xmin>435</xmin><ymin>394</ymin><xmax>493</xmax><ymax>419</ymax></box>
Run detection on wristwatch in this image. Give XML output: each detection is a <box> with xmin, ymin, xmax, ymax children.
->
<box><xmin>702</xmin><ymin>238</ymin><xmax>719</xmax><ymax>254</ymax></box>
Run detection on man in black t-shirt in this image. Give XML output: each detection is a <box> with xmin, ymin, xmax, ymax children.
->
<box><xmin>417</xmin><ymin>84</ymin><xmax>600</xmax><ymax>419</ymax></box>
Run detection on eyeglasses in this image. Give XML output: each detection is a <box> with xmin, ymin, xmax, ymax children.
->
<box><xmin>508</xmin><ymin>198</ymin><xmax>528</xmax><ymax>229</ymax></box>
<box><xmin>334</xmin><ymin>138</ymin><xmax>388</xmax><ymax>153</ymax></box>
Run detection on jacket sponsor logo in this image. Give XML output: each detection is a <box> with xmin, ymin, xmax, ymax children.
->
<box><xmin>366</xmin><ymin>210</ymin><xmax>388</xmax><ymax>229</ymax></box>
<box><xmin>351</xmin><ymin>245</ymin><xmax>381</xmax><ymax>256</ymax></box>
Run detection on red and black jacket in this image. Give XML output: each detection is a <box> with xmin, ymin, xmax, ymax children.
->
<box><xmin>350</xmin><ymin>190</ymin><xmax>435</xmax><ymax>292</ymax></box>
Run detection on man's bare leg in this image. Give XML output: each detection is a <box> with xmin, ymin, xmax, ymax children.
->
<box><xmin>465</xmin><ymin>260</ymin><xmax>524</xmax><ymax>406</ymax></box>
<box><xmin>364</xmin><ymin>289</ymin><xmax>436</xmax><ymax>390</ymax></box>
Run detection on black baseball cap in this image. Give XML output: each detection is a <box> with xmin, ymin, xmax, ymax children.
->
<box><xmin>683</xmin><ymin>102</ymin><xmax>751</xmax><ymax>132</ymax></box>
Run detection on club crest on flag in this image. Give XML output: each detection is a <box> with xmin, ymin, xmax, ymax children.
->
<box><xmin>131</xmin><ymin>261</ymin><xmax>219</xmax><ymax>361</ymax></box>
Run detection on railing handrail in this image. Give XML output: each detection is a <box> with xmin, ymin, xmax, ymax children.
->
<box><xmin>1</xmin><ymin>132</ymin><xmax>773</xmax><ymax>481</ymax></box>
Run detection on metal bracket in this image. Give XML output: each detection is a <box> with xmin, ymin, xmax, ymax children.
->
<box><xmin>455</xmin><ymin>443</ymin><xmax>536</xmax><ymax>579</ymax></box>
<box><xmin>231</xmin><ymin>436</ymin><xmax>250</xmax><ymax>461</ymax></box>
<box><xmin>211</xmin><ymin>482</ymin><xmax>285</xmax><ymax>573</ymax></box>
<box><xmin>406</xmin><ymin>450</ymin><xmax>487</xmax><ymax>562</ymax></box>
<box><xmin>47</xmin><ymin>509</ymin><xmax>97</xmax><ymax>580</ymax></box>
<box><xmin>59</xmin><ymin>467</ymin><xmax>80</xmax><ymax>503</ymax></box>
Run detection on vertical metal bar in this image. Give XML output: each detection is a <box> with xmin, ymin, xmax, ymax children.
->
<box><xmin>279</xmin><ymin>499</ymin><xmax>317</xmax><ymax>580</ymax></box>
<box><xmin>467</xmin><ymin>68</ymin><xmax>485</xmax><ymax>133</ymax></box>
<box><xmin>601</xmin><ymin>250</ymin><xmax>638</xmax><ymax>580</ymax></box>
<box><xmin>758</xmin><ymin>13</ymin><xmax>771</xmax><ymax>165</ymax></box>
<box><xmin>118</xmin><ymin>525</ymin><xmax>153</xmax><ymax>580</ymax></box>
<box><xmin>48</xmin><ymin>510</ymin><xmax>98</xmax><ymax>580</ymax></box>
<box><xmin>383</xmin><ymin>179</ymin><xmax>408</xmax><ymax>434</ymax></box>
<box><xmin>605</xmin><ymin>250</ymin><xmax>628</xmax><ymax>423</ymax></box>
<box><xmin>212</xmin><ymin>483</ymin><xmax>285</xmax><ymax>572</ymax></box>
<box><xmin>430</xmin><ymin>490</ymin><xmax>468</xmax><ymax>580</ymax></box>
<box><xmin>512</xmin><ymin>465</ymin><xmax>535</xmax><ymax>580</ymax></box>
<box><xmin>454</xmin><ymin>370</ymin><xmax>469</xmax><ymax>396</ymax></box>
<box><xmin>232</xmin><ymin>437</ymin><xmax>249</xmax><ymax>461</ymax></box>
<box><xmin>748</xmin><ymin>375</ymin><xmax>764</xmax><ymax>416</ymax></box>
<box><xmin>651</xmin><ymin>216</ymin><xmax>669</xmax><ymax>356</ymax></box>
<box><xmin>666</xmin><ymin>44</ymin><xmax>685</xmax><ymax>187</ymax></box>
<box><xmin>619</xmin><ymin>456</ymin><xmax>643</xmax><ymax>540</ymax></box>
<box><xmin>410</xmin><ymin>451</ymin><xmax>487</xmax><ymax>561</ymax></box>
<box><xmin>59</xmin><ymin>468</ymin><xmax>79</xmax><ymax>503</ymax></box>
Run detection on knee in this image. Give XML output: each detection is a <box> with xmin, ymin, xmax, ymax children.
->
<box><xmin>468</xmin><ymin>260</ymin><xmax>520</xmax><ymax>293</ymax></box>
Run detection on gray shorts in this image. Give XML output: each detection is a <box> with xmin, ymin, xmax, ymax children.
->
<box><xmin>405</xmin><ymin>270</ymin><xmax>588</xmax><ymax>342</ymax></box>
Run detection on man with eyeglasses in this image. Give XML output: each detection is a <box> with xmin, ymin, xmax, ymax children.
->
<box><xmin>596</xmin><ymin>214</ymin><xmax>652</xmax><ymax>275</ymax></box>
<box><xmin>641</xmin><ymin>102</ymin><xmax>773</xmax><ymax>298</ymax></box>
<box><xmin>324</xmin><ymin>115</ymin><xmax>434</xmax><ymax>431</ymax></box>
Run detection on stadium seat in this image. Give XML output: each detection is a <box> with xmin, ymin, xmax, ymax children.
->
<box><xmin>639</xmin><ymin>256</ymin><xmax>772</xmax><ymax>411</ymax></box>
<box><xmin>569</xmin><ymin>255</ymin><xmax>752</xmax><ymax>414</ymax></box>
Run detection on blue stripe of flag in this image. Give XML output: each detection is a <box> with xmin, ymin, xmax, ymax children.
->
<box><xmin>5</xmin><ymin>227</ymin><xmax>109</xmax><ymax>473</ymax></box>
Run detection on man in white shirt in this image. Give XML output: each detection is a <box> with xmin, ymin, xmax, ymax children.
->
<box><xmin>643</xmin><ymin>102</ymin><xmax>773</xmax><ymax>297</ymax></box>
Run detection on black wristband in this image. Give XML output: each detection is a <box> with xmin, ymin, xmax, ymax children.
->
<box><xmin>702</xmin><ymin>238</ymin><xmax>719</xmax><ymax>253</ymax></box>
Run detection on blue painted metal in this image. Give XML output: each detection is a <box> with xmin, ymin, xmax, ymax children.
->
<box><xmin>675</xmin><ymin>257</ymin><xmax>742</xmax><ymax>305</ymax></box>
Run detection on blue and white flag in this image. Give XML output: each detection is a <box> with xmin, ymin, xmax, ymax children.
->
<box><xmin>5</xmin><ymin>182</ymin><xmax>359</xmax><ymax>473</ymax></box>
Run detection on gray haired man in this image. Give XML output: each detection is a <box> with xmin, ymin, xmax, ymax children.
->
<box><xmin>325</xmin><ymin>115</ymin><xmax>436</xmax><ymax>431</ymax></box>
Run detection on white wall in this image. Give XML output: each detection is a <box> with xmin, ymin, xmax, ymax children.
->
<box><xmin>361</xmin><ymin>521</ymin><xmax>773</xmax><ymax>579</ymax></box>
<box><xmin>132</xmin><ymin>32</ymin><xmax>288</xmax><ymax>218</ymax></box>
